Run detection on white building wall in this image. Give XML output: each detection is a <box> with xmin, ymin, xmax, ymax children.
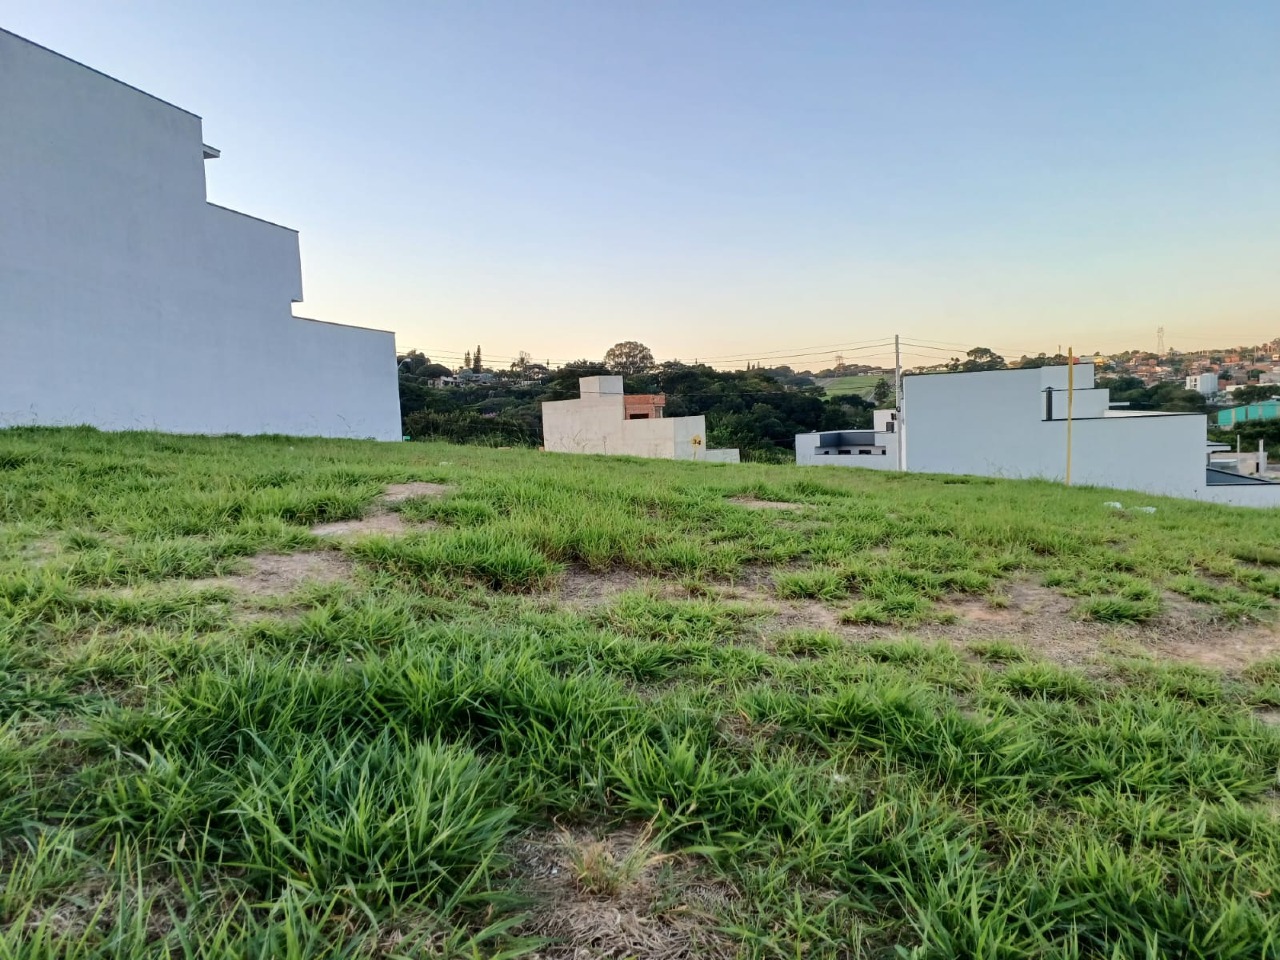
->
<box><xmin>541</xmin><ymin>379</ymin><xmax>738</xmax><ymax>461</ymax></box>
<box><xmin>901</xmin><ymin>366</ymin><xmax>1211</xmax><ymax>500</ymax></box>
<box><xmin>0</xmin><ymin>30</ymin><xmax>401</xmax><ymax>440</ymax></box>
<box><xmin>1197</xmin><ymin>484</ymin><xmax>1280</xmax><ymax>507</ymax></box>
<box><xmin>1055</xmin><ymin>415</ymin><xmax>1205</xmax><ymax>498</ymax></box>
<box><xmin>904</xmin><ymin>367</ymin><xmax>1069</xmax><ymax>480</ymax></box>
<box><xmin>795</xmin><ymin>431</ymin><xmax>899</xmax><ymax>469</ymax></box>
<box><xmin>542</xmin><ymin>394</ymin><xmax>628</xmax><ymax>455</ymax></box>
<box><xmin>1185</xmin><ymin>373</ymin><xmax>1219</xmax><ymax>396</ymax></box>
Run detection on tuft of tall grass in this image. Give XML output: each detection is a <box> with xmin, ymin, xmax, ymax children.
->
<box><xmin>350</xmin><ymin>530</ymin><xmax>559</xmax><ymax>591</ymax></box>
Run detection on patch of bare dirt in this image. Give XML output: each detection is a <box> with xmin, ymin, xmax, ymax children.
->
<box><xmin>555</xmin><ymin>568</ymin><xmax>651</xmax><ymax>610</ymax></box>
<box><xmin>510</xmin><ymin>825</ymin><xmax>737</xmax><ymax>960</ymax></box>
<box><xmin>770</xmin><ymin>598</ymin><xmax>844</xmax><ymax>633</ymax></box>
<box><xmin>381</xmin><ymin>481</ymin><xmax>452</xmax><ymax>503</ymax></box>
<box><xmin>16</xmin><ymin>874</ymin><xmax>182</xmax><ymax>943</ymax></box>
<box><xmin>541</xmin><ymin>564</ymin><xmax>1280</xmax><ymax>674</ymax></box>
<box><xmin>1254</xmin><ymin>709</ymin><xmax>1280</xmax><ymax>727</ymax></box>
<box><xmin>941</xmin><ymin>598</ymin><xmax>1022</xmax><ymax>626</ymax></box>
<box><xmin>310</xmin><ymin>481</ymin><xmax>450</xmax><ymax>538</ymax></box>
<box><xmin>191</xmin><ymin>551</ymin><xmax>354</xmax><ymax>598</ymax></box>
<box><xmin>727</xmin><ymin>497</ymin><xmax>803</xmax><ymax>511</ymax></box>
<box><xmin>1159</xmin><ymin>623</ymin><xmax>1280</xmax><ymax>672</ymax></box>
<box><xmin>747</xmin><ymin>575</ymin><xmax>1280</xmax><ymax>673</ymax></box>
<box><xmin>920</xmin><ymin>580</ymin><xmax>1280</xmax><ymax>673</ymax></box>
<box><xmin>312</xmin><ymin>513</ymin><xmax>420</xmax><ymax>537</ymax></box>
<box><xmin>15</xmin><ymin>537</ymin><xmax>60</xmax><ymax>563</ymax></box>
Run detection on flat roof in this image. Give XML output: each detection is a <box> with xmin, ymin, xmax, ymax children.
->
<box><xmin>904</xmin><ymin>362</ymin><xmax>1086</xmax><ymax>377</ymax></box>
<box><xmin>205</xmin><ymin>202</ymin><xmax>298</xmax><ymax>234</ymax></box>
<box><xmin>1100</xmin><ymin>409</ymin><xmax>1202</xmax><ymax>418</ymax></box>
<box><xmin>292</xmin><ymin>315</ymin><xmax>396</xmax><ymax>336</ymax></box>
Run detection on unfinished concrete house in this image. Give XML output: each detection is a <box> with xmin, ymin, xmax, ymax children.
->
<box><xmin>541</xmin><ymin>377</ymin><xmax>739</xmax><ymax>462</ymax></box>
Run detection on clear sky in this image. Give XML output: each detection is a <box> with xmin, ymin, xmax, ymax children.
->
<box><xmin>7</xmin><ymin>1</ymin><xmax>1278</xmax><ymax>370</ymax></box>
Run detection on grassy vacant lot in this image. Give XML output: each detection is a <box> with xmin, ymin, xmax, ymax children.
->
<box><xmin>816</xmin><ymin>375</ymin><xmax>882</xmax><ymax>399</ymax></box>
<box><xmin>5</xmin><ymin>427</ymin><xmax>1280</xmax><ymax>958</ymax></box>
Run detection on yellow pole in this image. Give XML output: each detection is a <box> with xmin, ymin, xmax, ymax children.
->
<box><xmin>1065</xmin><ymin>347</ymin><xmax>1074</xmax><ymax>486</ymax></box>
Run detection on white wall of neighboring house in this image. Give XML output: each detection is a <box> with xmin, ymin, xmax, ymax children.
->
<box><xmin>1185</xmin><ymin>373</ymin><xmax>1220</xmax><ymax>396</ymax></box>
<box><xmin>796</xmin><ymin>410</ymin><xmax>901</xmax><ymax>469</ymax></box>
<box><xmin>891</xmin><ymin>365</ymin><xmax>1280</xmax><ymax>507</ymax></box>
<box><xmin>542</xmin><ymin>377</ymin><xmax>740</xmax><ymax>462</ymax></box>
<box><xmin>0</xmin><ymin>29</ymin><xmax>401</xmax><ymax>440</ymax></box>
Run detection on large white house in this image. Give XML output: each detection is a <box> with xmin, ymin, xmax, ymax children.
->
<box><xmin>542</xmin><ymin>377</ymin><xmax>739</xmax><ymax>462</ymax></box>
<box><xmin>798</xmin><ymin>364</ymin><xmax>1280</xmax><ymax>507</ymax></box>
<box><xmin>0</xmin><ymin>29</ymin><xmax>401</xmax><ymax>439</ymax></box>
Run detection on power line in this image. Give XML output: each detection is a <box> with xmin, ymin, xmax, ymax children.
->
<box><xmin>693</xmin><ymin>335</ymin><xmax>898</xmax><ymax>362</ymax></box>
<box><xmin>407</xmin><ymin>329</ymin><xmax>1276</xmax><ymax>373</ymax></box>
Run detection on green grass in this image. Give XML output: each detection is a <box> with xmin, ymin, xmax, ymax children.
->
<box><xmin>817</xmin><ymin>374</ymin><xmax>883</xmax><ymax>399</ymax></box>
<box><xmin>4</xmin><ymin>426</ymin><xmax>1280</xmax><ymax>957</ymax></box>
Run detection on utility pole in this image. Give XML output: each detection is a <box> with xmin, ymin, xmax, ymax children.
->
<box><xmin>894</xmin><ymin>334</ymin><xmax>904</xmax><ymax>472</ymax></box>
<box><xmin>1065</xmin><ymin>347</ymin><xmax>1075</xmax><ymax>485</ymax></box>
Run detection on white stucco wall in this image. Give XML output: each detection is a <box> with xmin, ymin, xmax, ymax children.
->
<box><xmin>795</xmin><ymin>431</ymin><xmax>899</xmax><ymax>469</ymax></box>
<box><xmin>900</xmin><ymin>366</ymin><xmax>1216</xmax><ymax>500</ymax></box>
<box><xmin>542</xmin><ymin>394</ymin><xmax>630</xmax><ymax>455</ymax></box>
<box><xmin>0</xmin><ymin>29</ymin><xmax>401</xmax><ymax>439</ymax></box>
<box><xmin>1196</xmin><ymin>484</ymin><xmax>1280</xmax><ymax>507</ymax></box>
<box><xmin>541</xmin><ymin>379</ymin><xmax>738</xmax><ymax>461</ymax></box>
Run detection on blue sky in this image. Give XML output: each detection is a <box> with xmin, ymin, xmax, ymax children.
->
<box><xmin>8</xmin><ymin>1</ymin><xmax>1278</xmax><ymax>369</ymax></box>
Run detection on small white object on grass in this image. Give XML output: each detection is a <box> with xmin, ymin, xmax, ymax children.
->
<box><xmin>1133</xmin><ymin>506</ymin><xmax>1157</xmax><ymax>514</ymax></box>
<box><xmin>1103</xmin><ymin>501</ymin><xmax>1124</xmax><ymax>509</ymax></box>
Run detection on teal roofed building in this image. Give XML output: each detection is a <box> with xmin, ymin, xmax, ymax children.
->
<box><xmin>1217</xmin><ymin>402</ymin><xmax>1280</xmax><ymax>427</ymax></box>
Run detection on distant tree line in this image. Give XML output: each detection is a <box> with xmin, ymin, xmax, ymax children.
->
<box><xmin>399</xmin><ymin>341</ymin><xmax>1236</xmax><ymax>457</ymax></box>
<box><xmin>1222</xmin><ymin>384</ymin><xmax>1280</xmax><ymax>406</ymax></box>
<box><xmin>396</xmin><ymin>344</ymin><xmax>874</xmax><ymax>461</ymax></box>
<box><xmin>1095</xmin><ymin>377</ymin><xmax>1208</xmax><ymax>413</ymax></box>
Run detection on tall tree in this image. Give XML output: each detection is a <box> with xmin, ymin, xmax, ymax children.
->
<box><xmin>463</xmin><ymin>350</ymin><xmax>472</xmax><ymax>371</ymax></box>
<box><xmin>948</xmin><ymin>347</ymin><xmax>1007</xmax><ymax>373</ymax></box>
<box><xmin>472</xmin><ymin>346</ymin><xmax>482</xmax><ymax>374</ymax></box>
<box><xmin>603</xmin><ymin>341</ymin><xmax>656</xmax><ymax>376</ymax></box>
<box><xmin>872</xmin><ymin>377</ymin><xmax>893</xmax><ymax>405</ymax></box>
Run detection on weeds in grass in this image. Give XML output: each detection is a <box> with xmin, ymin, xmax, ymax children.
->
<box><xmin>7</xmin><ymin>429</ymin><xmax>1280</xmax><ymax>957</ymax></box>
<box><xmin>1233</xmin><ymin>544</ymin><xmax>1280</xmax><ymax>567</ymax></box>
<box><xmin>968</xmin><ymin>639</ymin><xmax>1031</xmax><ymax>664</ymax></box>
<box><xmin>350</xmin><ymin>530</ymin><xmax>559</xmax><ymax>591</ymax></box>
<box><xmin>773</xmin><ymin>630</ymin><xmax>843</xmax><ymax>658</ymax></box>
<box><xmin>563</xmin><ymin>820</ymin><xmax>670</xmax><ymax>897</ymax></box>
<box><xmin>998</xmin><ymin>662</ymin><xmax>1100</xmax><ymax>701</ymax></box>
<box><xmin>774</xmin><ymin>568</ymin><xmax>848</xmax><ymax>601</ymax></box>
<box><xmin>1074</xmin><ymin>594</ymin><xmax>1162</xmax><ymax>623</ymax></box>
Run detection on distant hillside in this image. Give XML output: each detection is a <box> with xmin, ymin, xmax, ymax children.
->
<box><xmin>816</xmin><ymin>373</ymin><xmax>882</xmax><ymax>398</ymax></box>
